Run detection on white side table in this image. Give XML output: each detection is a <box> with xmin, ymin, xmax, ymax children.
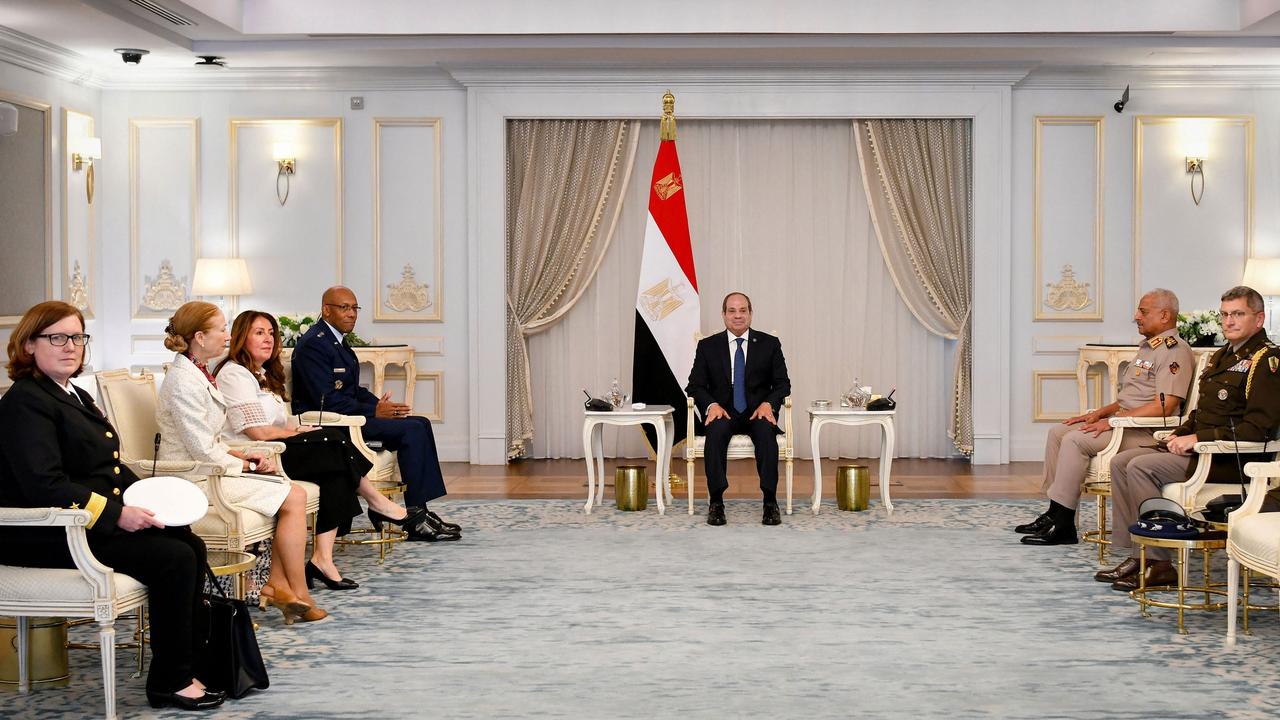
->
<box><xmin>583</xmin><ymin>405</ymin><xmax>675</xmax><ymax>515</ymax></box>
<box><xmin>808</xmin><ymin>409</ymin><xmax>896</xmax><ymax>515</ymax></box>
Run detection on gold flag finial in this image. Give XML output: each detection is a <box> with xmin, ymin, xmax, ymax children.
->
<box><xmin>660</xmin><ymin>90</ymin><xmax>677</xmax><ymax>141</ymax></box>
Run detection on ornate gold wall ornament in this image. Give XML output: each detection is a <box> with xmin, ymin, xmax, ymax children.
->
<box><xmin>384</xmin><ymin>263</ymin><xmax>432</xmax><ymax>313</ymax></box>
<box><xmin>67</xmin><ymin>260</ymin><xmax>89</xmax><ymax>310</ymax></box>
<box><xmin>1044</xmin><ymin>264</ymin><xmax>1093</xmax><ymax>312</ymax></box>
<box><xmin>639</xmin><ymin>277</ymin><xmax>688</xmax><ymax>322</ymax></box>
<box><xmin>141</xmin><ymin>259</ymin><xmax>188</xmax><ymax>312</ymax></box>
<box><xmin>654</xmin><ymin>171</ymin><xmax>683</xmax><ymax>201</ymax></box>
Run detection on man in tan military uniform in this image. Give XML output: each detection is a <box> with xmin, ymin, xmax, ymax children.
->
<box><xmin>1018</xmin><ymin>289</ymin><xmax>1194</xmax><ymax>545</ymax></box>
<box><xmin>1100</xmin><ymin>286</ymin><xmax>1280</xmax><ymax>590</ymax></box>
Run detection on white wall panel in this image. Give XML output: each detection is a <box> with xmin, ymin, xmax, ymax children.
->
<box><xmin>1134</xmin><ymin>116</ymin><xmax>1252</xmax><ymax>313</ymax></box>
<box><xmin>374</xmin><ymin>118</ymin><xmax>443</xmax><ymax>322</ymax></box>
<box><xmin>230</xmin><ymin>118</ymin><xmax>343</xmax><ymax>317</ymax></box>
<box><xmin>1034</xmin><ymin>117</ymin><xmax>1102</xmax><ymax>321</ymax></box>
<box><xmin>62</xmin><ymin>108</ymin><xmax>95</xmax><ymax>317</ymax></box>
<box><xmin>130</xmin><ymin>119</ymin><xmax>198</xmax><ymax>319</ymax></box>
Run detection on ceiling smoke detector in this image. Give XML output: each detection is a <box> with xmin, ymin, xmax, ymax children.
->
<box><xmin>114</xmin><ymin>48</ymin><xmax>150</xmax><ymax>64</ymax></box>
<box><xmin>194</xmin><ymin>55</ymin><xmax>226</xmax><ymax>68</ymax></box>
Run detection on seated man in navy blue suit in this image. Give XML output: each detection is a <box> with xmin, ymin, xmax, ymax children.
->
<box><xmin>291</xmin><ymin>286</ymin><xmax>460</xmax><ymax>541</ymax></box>
<box><xmin>686</xmin><ymin>291</ymin><xmax>791</xmax><ymax>527</ymax></box>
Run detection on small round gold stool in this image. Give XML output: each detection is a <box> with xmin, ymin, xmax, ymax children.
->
<box><xmin>836</xmin><ymin>465</ymin><xmax>871</xmax><ymax>511</ymax></box>
<box><xmin>1130</xmin><ymin>532</ymin><xmax>1228</xmax><ymax>635</ymax></box>
<box><xmin>0</xmin><ymin>617</ymin><xmax>68</xmax><ymax>690</ymax></box>
<box><xmin>335</xmin><ymin>482</ymin><xmax>408</xmax><ymax>563</ymax></box>
<box><xmin>1081</xmin><ymin>479</ymin><xmax>1112</xmax><ymax>564</ymax></box>
<box><xmin>615</xmin><ymin>466</ymin><xmax>648</xmax><ymax>511</ymax></box>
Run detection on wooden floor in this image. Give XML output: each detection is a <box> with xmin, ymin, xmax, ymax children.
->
<box><xmin>441</xmin><ymin>458</ymin><xmax>1045</xmax><ymax>500</ymax></box>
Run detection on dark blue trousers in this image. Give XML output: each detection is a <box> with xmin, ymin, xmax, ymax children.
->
<box><xmin>362</xmin><ymin>416</ymin><xmax>448</xmax><ymax>506</ymax></box>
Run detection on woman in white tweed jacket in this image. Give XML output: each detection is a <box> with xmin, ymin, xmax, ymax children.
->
<box><xmin>157</xmin><ymin>301</ymin><xmax>326</xmax><ymax>623</ymax></box>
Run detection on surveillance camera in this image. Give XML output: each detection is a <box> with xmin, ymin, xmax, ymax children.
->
<box><xmin>114</xmin><ymin>48</ymin><xmax>150</xmax><ymax>64</ymax></box>
<box><xmin>0</xmin><ymin>102</ymin><xmax>17</xmax><ymax>137</ymax></box>
<box><xmin>1113</xmin><ymin>84</ymin><xmax>1130</xmax><ymax>114</ymax></box>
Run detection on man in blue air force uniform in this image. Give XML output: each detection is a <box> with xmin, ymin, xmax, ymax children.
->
<box><xmin>291</xmin><ymin>286</ymin><xmax>460</xmax><ymax>541</ymax></box>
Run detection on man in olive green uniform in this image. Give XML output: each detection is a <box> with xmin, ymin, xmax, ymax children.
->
<box><xmin>1019</xmin><ymin>289</ymin><xmax>1194</xmax><ymax>546</ymax></box>
<box><xmin>1101</xmin><ymin>286</ymin><xmax>1280</xmax><ymax>590</ymax></box>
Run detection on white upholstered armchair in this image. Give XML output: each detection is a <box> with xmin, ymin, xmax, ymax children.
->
<box><xmin>0</xmin><ymin>507</ymin><xmax>148</xmax><ymax>720</ymax></box>
<box><xmin>684</xmin><ymin>396</ymin><xmax>795</xmax><ymax>515</ymax></box>
<box><xmin>1227</xmin><ymin>461</ymin><xmax>1280</xmax><ymax>643</ymax></box>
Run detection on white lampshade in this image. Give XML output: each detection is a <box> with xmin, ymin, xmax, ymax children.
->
<box><xmin>1242</xmin><ymin>257</ymin><xmax>1280</xmax><ymax>296</ymax></box>
<box><xmin>272</xmin><ymin>142</ymin><xmax>295</xmax><ymax>161</ymax></box>
<box><xmin>192</xmin><ymin>258</ymin><xmax>253</xmax><ymax>296</ymax></box>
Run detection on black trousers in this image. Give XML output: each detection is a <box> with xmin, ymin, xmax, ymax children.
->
<box><xmin>362</xmin><ymin>416</ymin><xmax>447</xmax><ymax>507</ymax></box>
<box><xmin>280</xmin><ymin>427</ymin><xmax>369</xmax><ymax>536</ymax></box>
<box><xmin>702</xmin><ymin>413</ymin><xmax>780</xmax><ymax>498</ymax></box>
<box><xmin>0</xmin><ymin>527</ymin><xmax>207</xmax><ymax>694</ymax></box>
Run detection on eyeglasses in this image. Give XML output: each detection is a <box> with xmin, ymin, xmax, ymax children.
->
<box><xmin>35</xmin><ymin>333</ymin><xmax>91</xmax><ymax>347</ymax></box>
<box><xmin>324</xmin><ymin>303</ymin><xmax>362</xmax><ymax>313</ymax></box>
<box><xmin>1219</xmin><ymin>310</ymin><xmax>1258</xmax><ymax>321</ymax></box>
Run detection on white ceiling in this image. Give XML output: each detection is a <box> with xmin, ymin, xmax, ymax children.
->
<box><xmin>6</xmin><ymin>0</ymin><xmax>1280</xmax><ymax>83</ymax></box>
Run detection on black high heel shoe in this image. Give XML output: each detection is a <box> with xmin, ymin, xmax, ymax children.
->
<box><xmin>147</xmin><ymin>688</ymin><xmax>226</xmax><ymax>710</ymax></box>
<box><xmin>305</xmin><ymin>561</ymin><xmax>359</xmax><ymax>590</ymax></box>
<box><xmin>367</xmin><ymin>505</ymin><xmax>426</xmax><ymax>533</ymax></box>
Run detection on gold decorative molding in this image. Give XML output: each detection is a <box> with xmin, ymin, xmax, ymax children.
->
<box><xmin>1033</xmin><ymin>116</ymin><xmax>1103</xmax><ymax>322</ymax></box>
<box><xmin>373</xmin><ymin>118</ymin><xmax>443</xmax><ymax>322</ymax></box>
<box><xmin>130</xmin><ymin>118</ymin><xmax>200</xmax><ymax>319</ymax></box>
<box><xmin>140</xmin><ymin>259</ymin><xmax>188</xmax><ymax>312</ymax></box>
<box><xmin>62</xmin><ymin>108</ymin><xmax>95</xmax><ymax>319</ymax></box>
<box><xmin>1033</xmin><ymin>369</ymin><xmax>1103</xmax><ymax>423</ymax></box>
<box><xmin>384</xmin><ymin>263</ymin><xmax>432</xmax><ymax>313</ymax></box>
<box><xmin>0</xmin><ymin>92</ymin><xmax>53</xmax><ymax>328</ymax></box>
<box><xmin>1044</xmin><ymin>264</ymin><xmax>1093</xmax><ymax>312</ymax></box>
<box><xmin>1133</xmin><ymin>115</ymin><xmax>1254</xmax><ymax>307</ymax></box>
<box><xmin>67</xmin><ymin>260</ymin><xmax>89</xmax><ymax>311</ymax></box>
<box><xmin>413</xmin><ymin>370</ymin><xmax>444</xmax><ymax>422</ymax></box>
<box><xmin>230</xmin><ymin>118</ymin><xmax>344</xmax><ymax>315</ymax></box>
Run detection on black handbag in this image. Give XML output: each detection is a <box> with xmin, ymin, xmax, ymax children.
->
<box><xmin>196</xmin><ymin>564</ymin><xmax>269</xmax><ymax>698</ymax></box>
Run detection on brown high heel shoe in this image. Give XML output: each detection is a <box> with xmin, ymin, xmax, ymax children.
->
<box><xmin>258</xmin><ymin>584</ymin><xmax>312</xmax><ymax>626</ymax></box>
<box><xmin>295</xmin><ymin>606</ymin><xmax>329</xmax><ymax>623</ymax></box>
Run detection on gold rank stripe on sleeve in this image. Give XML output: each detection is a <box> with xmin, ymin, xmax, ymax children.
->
<box><xmin>83</xmin><ymin>491</ymin><xmax>108</xmax><ymax>529</ymax></box>
<box><xmin>1245</xmin><ymin>346</ymin><xmax>1270</xmax><ymax>398</ymax></box>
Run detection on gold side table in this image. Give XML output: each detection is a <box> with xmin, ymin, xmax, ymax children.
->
<box><xmin>208</xmin><ymin>550</ymin><xmax>257</xmax><ymax>600</ymax></box>
<box><xmin>1130</xmin><ymin>532</ymin><xmax>1228</xmax><ymax>635</ymax></box>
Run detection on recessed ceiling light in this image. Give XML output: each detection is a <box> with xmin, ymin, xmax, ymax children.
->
<box><xmin>114</xmin><ymin>48</ymin><xmax>150</xmax><ymax>64</ymax></box>
<box><xmin>195</xmin><ymin>55</ymin><xmax>227</xmax><ymax>68</ymax></box>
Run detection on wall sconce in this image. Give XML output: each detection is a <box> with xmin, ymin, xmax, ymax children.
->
<box><xmin>71</xmin><ymin>137</ymin><xmax>101</xmax><ymax>205</ymax></box>
<box><xmin>272</xmin><ymin>142</ymin><xmax>296</xmax><ymax>206</ymax></box>
<box><xmin>1185</xmin><ymin>156</ymin><xmax>1205</xmax><ymax>206</ymax></box>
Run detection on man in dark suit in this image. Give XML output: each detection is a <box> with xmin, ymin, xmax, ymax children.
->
<box><xmin>686</xmin><ymin>292</ymin><xmax>791</xmax><ymax>526</ymax></box>
<box><xmin>291</xmin><ymin>286</ymin><xmax>460</xmax><ymax>540</ymax></box>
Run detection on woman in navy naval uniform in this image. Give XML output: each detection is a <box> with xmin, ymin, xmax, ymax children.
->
<box><xmin>0</xmin><ymin>302</ymin><xmax>224</xmax><ymax>711</ymax></box>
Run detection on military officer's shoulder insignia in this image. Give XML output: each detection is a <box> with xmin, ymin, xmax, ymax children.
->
<box><xmin>1147</xmin><ymin>337</ymin><xmax>1162</xmax><ymax>349</ymax></box>
<box><xmin>335</xmin><ymin>380</ymin><xmax>344</xmax><ymax>390</ymax></box>
<box><xmin>1169</xmin><ymin>361</ymin><xmax>1180</xmax><ymax>375</ymax></box>
<box><xmin>1270</xmin><ymin>356</ymin><xmax>1279</xmax><ymax>374</ymax></box>
<box><xmin>1164</xmin><ymin>336</ymin><xmax>1179</xmax><ymax>348</ymax></box>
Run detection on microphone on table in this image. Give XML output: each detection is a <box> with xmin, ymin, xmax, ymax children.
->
<box><xmin>151</xmin><ymin>432</ymin><xmax>161</xmax><ymax>478</ymax></box>
<box><xmin>317</xmin><ymin>392</ymin><xmax>325</xmax><ymax>427</ymax></box>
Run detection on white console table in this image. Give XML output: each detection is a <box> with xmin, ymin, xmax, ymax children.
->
<box><xmin>808</xmin><ymin>409</ymin><xmax>897</xmax><ymax>515</ymax></box>
<box><xmin>582</xmin><ymin>405</ymin><xmax>675</xmax><ymax>515</ymax></box>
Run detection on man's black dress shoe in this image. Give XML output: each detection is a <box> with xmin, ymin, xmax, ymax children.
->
<box><xmin>707</xmin><ymin>502</ymin><xmax>726</xmax><ymax>526</ymax></box>
<box><xmin>1014</xmin><ymin>513</ymin><xmax>1053</xmax><ymax>535</ymax></box>
<box><xmin>421</xmin><ymin>506</ymin><xmax>462</xmax><ymax>534</ymax></box>
<box><xmin>1019</xmin><ymin>522</ymin><xmax>1077</xmax><ymax>546</ymax></box>
<box><xmin>305</xmin><ymin>561</ymin><xmax>359</xmax><ymax>590</ymax></box>
<box><xmin>1111</xmin><ymin>560</ymin><xmax>1177</xmax><ymax>591</ymax></box>
<box><xmin>762</xmin><ymin>503</ymin><xmax>781</xmax><ymax>526</ymax></box>
<box><xmin>147</xmin><ymin>689</ymin><xmax>226</xmax><ymax>710</ymax></box>
<box><xmin>406</xmin><ymin>522</ymin><xmax>461</xmax><ymax>541</ymax></box>
<box><xmin>1094</xmin><ymin>557</ymin><xmax>1140</xmax><ymax>583</ymax></box>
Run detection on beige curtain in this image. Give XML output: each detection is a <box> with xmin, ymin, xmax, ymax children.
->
<box><xmin>855</xmin><ymin>119</ymin><xmax>973</xmax><ymax>456</ymax></box>
<box><xmin>528</xmin><ymin>120</ymin><xmax>959</xmax><ymax>460</ymax></box>
<box><xmin>506</xmin><ymin>119</ymin><xmax>640</xmax><ymax>459</ymax></box>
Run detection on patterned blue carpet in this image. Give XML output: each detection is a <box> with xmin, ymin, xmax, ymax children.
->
<box><xmin>6</xmin><ymin>499</ymin><xmax>1278</xmax><ymax>719</ymax></box>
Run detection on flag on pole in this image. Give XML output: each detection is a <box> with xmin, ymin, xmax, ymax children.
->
<box><xmin>633</xmin><ymin>91</ymin><xmax>699</xmax><ymax>446</ymax></box>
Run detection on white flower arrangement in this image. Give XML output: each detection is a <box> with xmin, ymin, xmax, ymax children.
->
<box><xmin>1177</xmin><ymin>309</ymin><xmax>1224</xmax><ymax>346</ymax></box>
<box><xmin>277</xmin><ymin>314</ymin><xmax>367</xmax><ymax>348</ymax></box>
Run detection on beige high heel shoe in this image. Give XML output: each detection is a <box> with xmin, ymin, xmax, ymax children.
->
<box><xmin>258</xmin><ymin>584</ymin><xmax>313</xmax><ymax>626</ymax></box>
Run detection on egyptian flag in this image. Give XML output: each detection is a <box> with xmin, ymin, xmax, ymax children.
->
<box><xmin>632</xmin><ymin>134</ymin><xmax>699</xmax><ymax>447</ymax></box>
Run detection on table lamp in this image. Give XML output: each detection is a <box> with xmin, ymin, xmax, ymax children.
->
<box><xmin>1242</xmin><ymin>257</ymin><xmax>1280</xmax><ymax>335</ymax></box>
